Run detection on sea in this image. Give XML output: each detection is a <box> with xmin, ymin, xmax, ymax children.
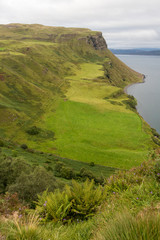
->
<box><xmin>116</xmin><ymin>55</ymin><xmax>160</xmax><ymax>134</ymax></box>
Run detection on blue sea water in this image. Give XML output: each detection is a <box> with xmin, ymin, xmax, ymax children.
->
<box><xmin>116</xmin><ymin>55</ymin><xmax>160</xmax><ymax>133</ymax></box>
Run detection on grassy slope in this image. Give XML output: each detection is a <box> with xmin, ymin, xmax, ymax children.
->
<box><xmin>43</xmin><ymin>61</ymin><xmax>152</xmax><ymax>169</ymax></box>
<box><xmin>0</xmin><ymin>24</ymin><xmax>155</xmax><ymax>169</ymax></box>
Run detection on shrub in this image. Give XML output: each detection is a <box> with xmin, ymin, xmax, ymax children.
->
<box><xmin>151</xmin><ymin>128</ymin><xmax>160</xmax><ymax>138</ymax></box>
<box><xmin>55</xmin><ymin>162</ymin><xmax>76</xmax><ymax>179</ymax></box>
<box><xmin>122</xmin><ymin>95</ymin><xmax>137</xmax><ymax>110</ymax></box>
<box><xmin>89</xmin><ymin>162</ymin><xmax>95</xmax><ymax>167</ymax></box>
<box><xmin>9</xmin><ymin>166</ymin><xmax>60</xmax><ymax>202</ymax></box>
<box><xmin>36</xmin><ymin>179</ymin><xmax>106</xmax><ymax>222</ymax></box>
<box><xmin>54</xmin><ymin>161</ymin><xmax>65</xmax><ymax>173</ymax></box>
<box><xmin>0</xmin><ymin>157</ymin><xmax>32</xmax><ymax>193</ymax></box>
<box><xmin>111</xmin><ymin>89</ymin><xmax>124</xmax><ymax>98</ymax></box>
<box><xmin>79</xmin><ymin>168</ymin><xmax>95</xmax><ymax>180</ymax></box>
<box><xmin>0</xmin><ymin>139</ymin><xmax>4</xmax><ymax>147</ymax></box>
<box><xmin>20</xmin><ymin>144</ymin><xmax>28</xmax><ymax>150</ymax></box>
<box><xmin>26</xmin><ymin>126</ymin><xmax>41</xmax><ymax>135</ymax></box>
<box><xmin>60</xmin><ymin>166</ymin><xmax>76</xmax><ymax>179</ymax></box>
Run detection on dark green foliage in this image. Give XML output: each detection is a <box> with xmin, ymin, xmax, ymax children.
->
<box><xmin>26</xmin><ymin>126</ymin><xmax>41</xmax><ymax>135</ymax></box>
<box><xmin>55</xmin><ymin>162</ymin><xmax>76</xmax><ymax>179</ymax></box>
<box><xmin>122</xmin><ymin>95</ymin><xmax>137</xmax><ymax>110</ymax></box>
<box><xmin>151</xmin><ymin>128</ymin><xmax>160</xmax><ymax>138</ymax></box>
<box><xmin>60</xmin><ymin>166</ymin><xmax>76</xmax><ymax>179</ymax></box>
<box><xmin>152</xmin><ymin>136</ymin><xmax>160</xmax><ymax>146</ymax></box>
<box><xmin>55</xmin><ymin>162</ymin><xmax>65</xmax><ymax>173</ymax></box>
<box><xmin>0</xmin><ymin>139</ymin><xmax>4</xmax><ymax>147</ymax></box>
<box><xmin>0</xmin><ymin>156</ymin><xmax>32</xmax><ymax>193</ymax></box>
<box><xmin>79</xmin><ymin>168</ymin><xmax>95</xmax><ymax>180</ymax></box>
<box><xmin>8</xmin><ymin>166</ymin><xmax>60</xmax><ymax>202</ymax></box>
<box><xmin>109</xmin><ymin>100</ymin><xmax>123</xmax><ymax>106</ymax></box>
<box><xmin>154</xmin><ymin>160</ymin><xmax>160</xmax><ymax>182</ymax></box>
<box><xmin>36</xmin><ymin>179</ymin><xmax>106</xmax><ymax>222</ymax></box>
<box><xmin>89</xmin><ymin>162</ymin><xmax>95</xmax><ymax>167</ymax></box>
<box><xmin>54</xmin><ymin>162</ymin><xmax>104</xmax><ymax>183</ymax></box>
<box><xmin>110</xmin><ymin>89</ymin><xmax>124</xmax><ymax>98</ymax></box>
<box><xmin>79</xmin><ymin>168</ymin><xmax>104</xmax><ymax>184</ymax></box>
<box><xmin>20</xmin><ymin>144</ymin><xmax>28</xmax><ymax>150</ymax></box>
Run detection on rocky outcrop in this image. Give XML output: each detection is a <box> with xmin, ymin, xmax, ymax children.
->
<box><xmin>87</xmin><ymin>33</ymin><xmax>107</xmax><ymax>50</ymax></box>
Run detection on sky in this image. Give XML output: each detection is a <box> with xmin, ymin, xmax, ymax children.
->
<box><xmin>0</xmin><ymin>0</ymin><xmax>160</xmax><ymax>49</ymax></box>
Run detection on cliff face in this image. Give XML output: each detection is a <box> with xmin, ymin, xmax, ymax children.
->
<box><xmin>87</xmin><ymin>33</ymin><xmax>107</xmax><ymax>50</ymax></box>
<box><xmin>0</xmin><ymin>24</ymin><xmax>107</xmax><ymax>51</ymax></box>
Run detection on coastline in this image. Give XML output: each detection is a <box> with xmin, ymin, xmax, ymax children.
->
<box><xmin>124</xmin><ymin>74</ymin><xmax>146</xmax><ymax>94</ymax></box>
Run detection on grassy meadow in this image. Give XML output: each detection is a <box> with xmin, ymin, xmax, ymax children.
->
<box><xmin>42</xmin><ymin>62</ymin><xmax>153</xmax><ymax>169</ymax></box>
<box><xmin>0</xmin><ymin>23</ymin><xmax>156</xmax><ymax>171</ymax></box>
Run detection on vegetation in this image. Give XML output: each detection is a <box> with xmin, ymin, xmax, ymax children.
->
<box><xmin>0</xmin><ymin>24</ymin><xmax>159</xmax><ymax>239</ymax></box>
<box><xmin>0</xmin><ymin>24</ymin><xmax>156</xmax><ymax>170</ymax></box>
<box><xmin>0</xmin><ymin>157</ymin><xmax>159</xmax><ymax>239</ymax></box>
<box><xmin>36</xmin><ymin>179</ymin><xmax>105</xmax><ymax>222</ymax></box>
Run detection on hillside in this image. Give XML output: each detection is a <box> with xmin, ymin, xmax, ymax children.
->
<box><xmin>0</xmin><ymin>24</ymin><xmax>160</xmax><ymax>240</ymax></box>
<box><xmin>0</xmin><ymin>24</ymin><xmax>156</xmax><ymax>170</ymax></box>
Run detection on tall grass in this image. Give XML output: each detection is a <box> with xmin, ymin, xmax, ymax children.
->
<box><xmin>93</xmin><ymin>211</ymin><xmax>160</xmax><ymax>240</ymax></box>
<box><xmin>1</xmin><ymin>212</ymin><xmax>42</xmax><ymax>240</ymax></box>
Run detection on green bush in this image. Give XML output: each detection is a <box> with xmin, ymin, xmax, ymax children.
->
<box><xmin>79</xmin><ymin>168</ymin><xmax>95</xmax><ymax>180</ymax></box>
<box><xmin>151</xmin><ymin>128</ymin><xmax>160</xmax><ymax>138</ymax></box>
<box><xmin>36</xmin><ymin>179</ymin><xmax>106</xmax><ymax>222</ymax></box>
<box><xmin>20</xmin><ymin>144</ymin><xmax>28</xmax><ymax>150</ymax></box>
<box><xmin>78</xmin><ymin>168</ymin><xmax>104</xmax><ymax>184</ymax></box>
<box><xmin>111</xmin><ymin>89</ymin><xmax>124</xmax><ymax>98</ymax></box>
<box><xmin>55</xmin><ymin>162</ymin><xmax>76</xmax><ymax>179</ymax></box>
<box><xmin>26</xmin><ymin>126</ymin><xmax>41</xmax><ymax>135</ymax></box>
<box><xmin>9</xmin><ymin>166</ymin><xmax>60</xmax><ymax>203</ymax></box>
<box><xmin>54</xmin><ymin>161</ymin><xmax>65</xmax><ymax>173</ymax></box>
<box><xmin>60</xmin><ymin>166</ymin><xmax>76</xmax><ymax>179</ymax></box>
<box><xmin>89</xmin><ymin>162</ymin><xmax>95</xmax><ymax>167</ymax></box>
<box><xmin>122</xmin><ymin>95</ymin><xmax>137</xmax><ymax>110</ymax></box>
<box><xmin>0</xmin><ymin>157</ymin><xmax>32</xmax><ymax>193</ymax></box>
<box><xmin>0</xmin><ymin>139</ymin><xmax>4</xmax><ymax>147</ymax></box>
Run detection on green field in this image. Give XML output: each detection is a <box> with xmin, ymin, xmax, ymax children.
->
<box><xmin>39</xmin><ymin>62</ymin><xmax>152</xmax><ymax>169</ymax></box>
<box><xmin>0</xmin><ymin>24</ymin><xmax>155</xmax><ymax>170</ymax></box>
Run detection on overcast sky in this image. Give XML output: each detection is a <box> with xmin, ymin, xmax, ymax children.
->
<box><xmin>0</xmin><ymin>0</ymin><xmax>160</xmax><ymax>48</ymax></box>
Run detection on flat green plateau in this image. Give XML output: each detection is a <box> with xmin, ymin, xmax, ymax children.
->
<box><xmin>36</xmin><ymin>62</ymin><xmax>152</xmax><ymax>169</ymax></box>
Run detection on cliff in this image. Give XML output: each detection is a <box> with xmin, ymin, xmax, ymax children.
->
<box><xmin>0</xmin><ymin>24</ymin><xmax>107</xmax><ymax>51</ymax></box>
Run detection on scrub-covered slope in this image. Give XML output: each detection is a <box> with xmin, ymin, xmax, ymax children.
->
<box><xmin>0</xmin><ymin>24</ymin><xmax>154</xmax><ymax>169</ymax></box>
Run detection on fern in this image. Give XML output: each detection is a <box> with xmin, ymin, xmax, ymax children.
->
<box><xmin>35</xmin><ymin>179</ymin><xmax>106</xmax><ymax>222</ymax></box>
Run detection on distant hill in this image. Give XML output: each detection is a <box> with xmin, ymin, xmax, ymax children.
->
<box><xmin>110</xmin><ymin>48</ymin><xmax>160</xmax><ymax>56</ymax></box>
